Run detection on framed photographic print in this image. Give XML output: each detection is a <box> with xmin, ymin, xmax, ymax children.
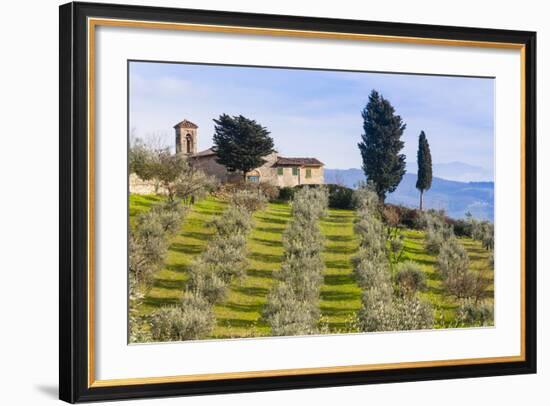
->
<box><xmin>59</xmin><ymin>1</ymin><xmax>536</xmax><ymax>403</ymax></box>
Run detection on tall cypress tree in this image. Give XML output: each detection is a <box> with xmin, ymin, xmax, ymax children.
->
<box><xmin>415</xmin><ymin>130</ymin><xmax>432</xmax><ymax>210</ymax></box>
<box><xmin>358</xmin><ymin>90</ymin><xmax>407</xmax><ymax>202</ymax></box>
<box><xmin>212</xmin><ymin>114</ymin><xmax>275</xmax><ymax>182</ymax></box>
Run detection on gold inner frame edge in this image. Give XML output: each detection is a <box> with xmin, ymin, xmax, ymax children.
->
<box><xmin>87</xmin><ymin>17</ymin><xmax>527</xmax><ymax>388</ymax></box>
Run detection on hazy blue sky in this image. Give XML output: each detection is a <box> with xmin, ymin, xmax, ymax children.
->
<box><xmin>129</xmin><ymin>61</ymin><xmax>494</xmax><ymax>179</ymax></box>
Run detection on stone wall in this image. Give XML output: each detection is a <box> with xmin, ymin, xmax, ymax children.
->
<box><xmin>129</xmin><ymin>173</ymin><xmax>168</xmax><ymax>195</ymax></box>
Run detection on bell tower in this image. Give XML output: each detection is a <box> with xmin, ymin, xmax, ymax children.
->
<box><xmin>174</xmin><ymin>119</ymin><xmax>198</xmax><ymax>155</ymax></box>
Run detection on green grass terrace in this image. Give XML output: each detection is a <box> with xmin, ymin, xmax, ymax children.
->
<box><xmin>130</xmin><ymin>194</ymin><xmax>493</xmax><ymax>338</ymax></box>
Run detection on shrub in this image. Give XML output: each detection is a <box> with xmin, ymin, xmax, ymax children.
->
<box><xmin>150</xmin><ymin>200</ymin><xmax>187</xmax><ymax>235</ymax></box>
<box><xmin>437</xmin><ymin>239</ymin><xmax>469</xmax><ymax>279</ymax></box>
<box><xmin>283</xmin><ymin>219</ymin><xmax>324</xmax><ymax>257</ymax></box>
<box><xmin>423</xmin><ymin>210</ymin><xmax>455</xmax><ymax>255</ymax></box>
<box><xmin>278</xmin><ymin>254</ymin><xmax>324</xmax><ymax>301</ymax></box>
<box><xmin>230</xmin><ymin>189</ymin><xmax>267</xmax><ymax>212</ymax></box>
<box><xmin>382</xmin><ymin>205</ymin><xmax>401</xmax><ymax>228</ymax></box>
<box><xmin>358</xmin><ymin>289</ymin><xmax>434</xmax><ymax>332</ymax></box>
<box><xmin>292</xmin><ymin>186</ymin><xmax>329</xmax><ymax>220</ymax></box>
<box><xmin>391</xmin><ymin>296</ymin><xmax>434</xmax><ymax>331</ymax></box>
<box><xmin>395</xmin><ymin>261</ymin><xmax>427</xmax><ymax>297</ymax></box>
<box><xmin>458</xmin><ymin>300</ymin><xmax>494</xmax><ymax>326</ymax></box>
<box><xmin>326</xmin><ymin>184</ymin><xmax>354</xmax><ymax>209</ymax></box>
<box><xmin>151</xmin><ymin>292</ymin><xmax>215</xmax><ymax>341</ymax></box>
<box><xmin>452</xmin><ymin>219</ymin><xmax>472</xmax><ymax>238</ymax></box>
<box><xmin>353</xmin><ymin>184</ymin><xmax>380</xmax><ymax>214</ymax></box>
<box><xmin>263</xmin><ymin>283</ymin><xmax>320</xmax><ymax>336</ymax></box>
<box><xmin>200</xmin><ymin>234</ymin><xmax>249</xmax><ymax>281</ymax></box>
<box><xmin>438</xmin><ymin>239</ymin><xmax>488</xmax><ymax>300</ymax></box>
<box><xmin>399</xmin><ymin>206</ymin><xmax>422</xmax><ymax>229</ymax></box>
<box><xmin>278</xmin><ymin>186</ymin><xmax>295</xmax><ymax>202</ymax></box>
<box><xmin>210</xmin><ymin>205</ymin><xmax>252</xmax><ymax>237</ymax></box>
<box><xmin>357</xmin><ymin>286</ymin><xmax>394</xmax><ymax>332</ymax></box>
<box><xmin>352</xmin><ymin>247</ymin><xmax>390</xmax><ymax>290</ymax></box>
<box><xmin>187</xmin><ymin>260</ymin><xmax>228</xmax><ymax>304</ymax></box>
<box><xmin>354</xmin><ymin>215</ymin><xmax>386</xmax><ymax>253</ymax></box>
<box><xmin>129</xmin><ymin>212</ymin><xmax>168</xmax><ymax>286</ymax></box>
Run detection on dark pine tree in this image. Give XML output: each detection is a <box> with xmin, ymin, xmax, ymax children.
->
<box><xmin>415</xmin><ymin>130</ymin><xmax>433</xmax><ymax>210</ymax></box>
<box><xmin>212</xmin><ymin>114</ymin><xmax>275</xmax><ymax>181</ymax></box>
<box><xmin>358</xmin><ymin>90</ymin><xmax>407</xmax><ymax>202</ymax></box>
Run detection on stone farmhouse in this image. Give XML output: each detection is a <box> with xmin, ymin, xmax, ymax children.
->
<box><xmin>174</xmin><ymin>119</ymin><xmax>324</xmax><ymax>187</ymax></box>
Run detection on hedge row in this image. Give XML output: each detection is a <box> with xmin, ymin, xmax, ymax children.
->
<box><xmin>150</xmin><ymin>190</ymin><xmax>265</xmax><ymax>342</ymax></box>
<box><xmin>353</xmin><ymin>186</ymin><xmax>434</xmax><ymax>332</ymax></box>
<box><xmin>424</xmin><ymin>211</ymin><xmax>493</xmax><ymax>324</ymax></box>
<box><xmin>263</xmin><ymin>187</ymin><xmax>329</xmax><ymax>336</ymax></box>
<box><xmin>128</xmin><ymin>200</ymin><xmax>188</xmax><ymax>343</ymax></box>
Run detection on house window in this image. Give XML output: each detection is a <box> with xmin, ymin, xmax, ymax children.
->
<box><xmin>292</xmin><ymin>167</ymin><xmax>299</xmax><ymax>176</ymax></box>
<box><xmin>247</xmin><ymin>175</ymin><xmax>260</xmax><ymax>183</ymax></box>
<box><xmin>277</xmin><ymin>167</ymin><xmax>284</xmax><ymax>176</ymax></box>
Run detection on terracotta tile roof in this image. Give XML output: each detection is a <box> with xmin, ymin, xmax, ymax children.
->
<box><xmin>276</xmin><ymin>157</ymin><xmax>324</xmax><ymax>166</ymax></box>
<box><xmin>192</xmin><ymin>148</ymin><xmax>216</xmax><ymax>158</ymax></box>
<box><xmin>173</xmin><ymin>119</ymin><xmax>198</xmax><ymax>129</ymax></box>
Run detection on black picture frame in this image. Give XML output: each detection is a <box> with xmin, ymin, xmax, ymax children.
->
<box><xmin>59</xmin><ymin>1</ymin><xmax>537</xmax><ymax>403</ymax></box>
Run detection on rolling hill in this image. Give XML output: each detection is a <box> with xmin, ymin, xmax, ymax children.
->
<box><xmin>324</xmin><ymin>168</ymin><xmax>494</xmax><ymax>221</ymax></box>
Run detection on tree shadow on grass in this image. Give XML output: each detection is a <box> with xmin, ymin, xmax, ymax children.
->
<box><xmin>320</xmin><ymin>305</ymin><xmax>358</xmax><ymax>316</ymax></box>
<box><xmin>180</xmin><ymin>230</ymin><xmax>212</xmax><ymax>242</ymax></box>
<box><xmin>322</xmin><ymin>216</ymin><xmax>350</xmax><ymax>225</ymax></box>
<box><xmin>324</xmin><ymin>234</ymin><xmax>354</xmax><ymax>243</ymax></box>
<box><xmin>249</xmin><ymin>252</ymin><xmax>283</xmax><ymax>264</ymax></box>
<box><xmin>234</xmin><ymin>285</ymin><xmax>270</xmax><ymax>297</ymax></box>
<box><xmin>143</xmin><ymin>295</ymin><xmax>180</xmax><ymax>308</ymax></box>
<box><xmin>255</xmin><ymin>226</ymin><xmax>286</xmax><ymax>234</ymax></box>
<box><xmin>324</xmin><ymin>273</ymin><xmax>355</xmax><ymax>286</ymax></box>
<box><xmin>321</xmin><ymin>290</ymin><xmax>359</xmax><ymax>302</ymax></box>
<box><xmin>165</xmin><ymin>262</ymin><xmax>188</xmax><ymax>274</ymax></box>
<box><xmin>324</xmin><ymin>245</ymin><xmax>356</xmax><ymax>255</ymax></box>
<box><xmin>250</xmin><ymin>237</ymin><xmax>282</xmax><ymax>248</ymax></box>
<box><xmin>153</xmin><ymin>278</ymin><xmax>185</xmax><ymax>290</ymax></box>
<box><xmin>223</xmin><ymin>301</ymin><xmax>264</xmax><ymax>313</ymax></box>
<box><xmin>195</xmin><ymin>208</ymin><xmax>226</xmax><ymax>216</ymax></box>
<box><xmin>170</xmin><ymin>242</ymin><xmax>203</xmax><ymax>256</ymax></box>
<box><xmin>247</xmin><ymin>268</ymin><xmax>274</xmax><ymax>279</ymax></box>
<box><xmin>325</xmin><ymin>259</ymin><xmax>351</xmax><ymax>269</ymax></box>
<box><xmin>255</xmin><ymin>216</ymin><xmax>288</xmax><ymax>225</ymax></box>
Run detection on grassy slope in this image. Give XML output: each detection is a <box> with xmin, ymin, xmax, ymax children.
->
<box><xmin>400</xmin><ymin>229</ymin><xmax>494</xmax><ymax>327</ymax></box>
<box><xmin>129</xmin><ymin>194</ymin><xmax>493</xmax><ymax>336</ymax></box>
<box><xmin>130</xmin><ymin>195</ymin><xmax>227</xmax><ymax>316</ymax></box>
<box><xmin>319</xmin><ymin>208</ymin><xmax>362</xmax><ymax>332</ymax></box>
<box><xmin>211</xmin><ymin>202</ymin><xmax>292</xmax><ymax>339</ymax></box>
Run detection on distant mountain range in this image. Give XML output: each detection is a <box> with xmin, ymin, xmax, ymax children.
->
<box><xmin>406</xmin><ymin>161</ymin><xmax>494</xmax><ymax>183</ymax></box>
<box><xmin>324</xmin><ymin>168</ymin><xmax>494</xmax><ymax>221</ymax></box>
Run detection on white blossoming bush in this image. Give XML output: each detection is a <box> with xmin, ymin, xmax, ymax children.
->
<box><xmin>151</xmin><ymin>291</ymin><xmax>215</xmax><ymax>341</ymax></box>
<box><xmin>391</xmin><ymin>296</ymin><xmax>434</xmax><ymax>331</ymax></box>
<box><xmin>457</xmin><ymin>299</ymin><xmax>494</xmax><ymax>326</ymax></box>
<box><xmin>263</xmin><ymin>283</ymin><xmax>320</xmax><ymax>336</ymax></box>
<box><xmin>357</xmin><ymin>286</ymin><xmax>394</xmax><ymax>332</ymax></box>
